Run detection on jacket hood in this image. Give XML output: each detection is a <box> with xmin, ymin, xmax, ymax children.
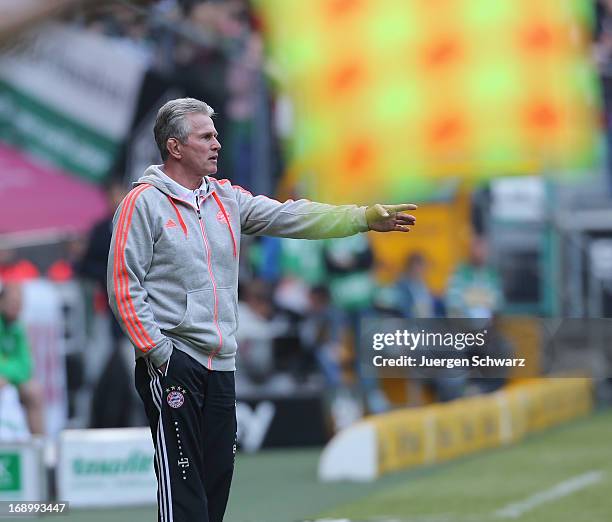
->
<box><xmin>135</xmin><ymin>165</ymin><xmax>211</xmax><ymax>198</ymax></box>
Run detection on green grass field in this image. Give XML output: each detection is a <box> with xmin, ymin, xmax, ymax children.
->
<box><xmin>17</xmin><ymin>409</ymin><xmax>611</xmax><ymax>522</ymax></box>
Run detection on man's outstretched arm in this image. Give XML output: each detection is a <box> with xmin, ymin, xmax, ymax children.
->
<box><xmin>232</xmin><ymin>185</ymin><xmax>417</xmax><ymax>238</ymax></box>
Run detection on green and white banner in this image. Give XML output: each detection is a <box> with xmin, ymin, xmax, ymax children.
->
<box><xmin>0</xmin><ymin>441</ymin><xmax>46</xmax><ymax>501</ymax></box>
<box><xmin>0</xmin><ymin>24</ymin><xmax>148</xmax><ymax>182</ymax></box>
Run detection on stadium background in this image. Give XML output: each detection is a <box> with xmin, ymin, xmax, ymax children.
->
<box><xmin>0</xmin><ymin>1</ymin><xmax>611</xmax><ymax>521</ymax></box>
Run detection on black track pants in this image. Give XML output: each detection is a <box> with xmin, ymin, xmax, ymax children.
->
<box><xmin>135</xmin><ymin>348</ymin><xmax>237</xmax><ymax>522</ymax></box>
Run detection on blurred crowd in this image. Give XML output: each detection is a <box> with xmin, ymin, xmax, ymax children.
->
<box><xmin>69</xmin><ymin>0</ymin><xmax>278</xmax><ymax>192</ymax></box>
<box><xmin>0</xmin><ymin>173</ymin><xmax>506</xmax><ymax>436</ymax></box>
<box><xmin>2</xmin><ymin>0</ymin><xmax>612</xmax><ymax>440</ymax></box>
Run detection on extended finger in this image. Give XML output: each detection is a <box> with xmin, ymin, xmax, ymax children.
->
<box><xmin>396</xmin><ymin>214</ymin><xmax>416</xmax><ymax>224</ymax></box>
<box><xmin>394</xmin><ymin>224</ymin><xmax>412</xmax><ymax>232</ymax></box>
<box><xmin>385</xmin><ymin>203</ymin><xmax>418</xmax><ymax>213</ymax></box>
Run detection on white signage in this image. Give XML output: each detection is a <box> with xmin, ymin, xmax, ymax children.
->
<box><xmin>236</xmin><ymin>401</ymin><xmax>275</xmax><ymax>453</ymax></box>
<box><xmin>590</xmin><ymin>239</ymin><xmax>612</xmax><ymax>280</ymax></box>
<box><xmin>491</xmin><ymin>176</ymin><xmax>545</xmax><ymax>222</ymax></box>
<box><xmin>57</xmin><ymin>428</ymin><xmax>157</xmax><ymax>507</ymax></box>
<box><xmin>0</xmin><ymin>440</ymin><xmax>46</xmax><ymax>501</ymax></box>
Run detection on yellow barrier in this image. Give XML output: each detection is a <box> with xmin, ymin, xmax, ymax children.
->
<box><xmin>368</xmin><ymin>378</ymin><xmax>592</xmax><ymax>477</ymax></box>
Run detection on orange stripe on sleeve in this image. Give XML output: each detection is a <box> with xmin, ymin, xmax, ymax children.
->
<box><xmin>113</xmin><ymin>185</ymin><xmax>152</xmax><ymax>351</ymax></box>
<box><xmin>119</xmin><ymin>185</ymin><xmax>155</xmax><ymax>350</ymax></box>
<box><xmin>113</xmin><ymin>187</ymin><xmax>146</xmax><ymax>349</ymax></box>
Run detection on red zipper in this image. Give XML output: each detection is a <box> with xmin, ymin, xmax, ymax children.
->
<box><xmin>167</xmin><ymin>192</ymin><xmax>224</xmax><ymax>368</ymax></box>
<box><xmin>196</xmin><ymin>200</ymin><xmax>224</xmax><ymax>370</ymax></box>
<box><xmin>211</xmin><ymin>191</ymin><xmax>237</xmax><ymax>258</ymax></box>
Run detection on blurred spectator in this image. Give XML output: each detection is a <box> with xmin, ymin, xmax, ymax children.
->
<box><xmin>47</xmin><ymin>236</ymin><xmax>88</xmax><ymax>282</ymax></box>
<box><xmin>323</xmin><ymin>235</ymin><xmax>375</xmax><ymax>313</ymax></box>
<box><xmin>0</xmin><ymin>248</ymin><xmax>39</xmax><ymax>282</ymax></box>
<box><xmin>236</xmin><ymin>279</ymin><xmax>290</xmax><ymax>390</ymax></box>
<box><xmin>429</xmin><ymin>375</ymin><xmax>466</xmax><ymax>403</ymax></box>
<box><xmin>77</xmin><ymin>178</ymin><xmax>133</xmax><ymax>428</ymax></box>
<box><xmin>372</xmin><ymin>253</ymin><xmax>461</xmax><ymax>402</ymax></box>
<box><xmin>300</xmin><ymin>286</ymin><xmax>364</xmax><ymax>430</ymax></box>
<box><xmin>274</xmin><ymin>276</ymin><xmax>310</xmax><ymax>316</ymax></box>
<box><xmin>299</xmin><ymin>285</ymin><xmax>347</xmax><ymax>388</ymax></box>
<box><xmin>0</xmin><ymin>281</ymin><xmax>44</xmax><ymax>435</ymax></box>
<box><xmin>469</xmin><ymin>315</ymin><xmax>514</xmax><ymax>394</ymax></box>
<box><xmin>378</xmin><ymin>253</ymin><xmax>444</xmax><ymax>318</ymax></box>
<box><xmin>281</xmin><ymin>237</ymin><xmax>326</xmax><ymax>286</ymax></box>
<box><xmin>398</xmin><ymin>253</ymin><xmax>441</xmax><ymax>317</ymax></box>
<box><xmin>595</xmin><ymin>0</ymin><xmax>612</xmax><ymax>193</ymax></box>
<box><xmin>437</xmin><ymin>236</ymin><xmax>504</xmax><ymax>401</ymax></box>
<box><xmin>250</xmin><ymin>236</ymin><xmax>282</xmax><ymax>283</ymax></box>
<box><xmin>323</xmin><ymin>235</ymin><xmax>390</xmax><ymax>413</ymax></box>
<box><xmin>78</xmin><ymin>179</ymin><xmax>127</xmax><ymax>293</ymax></box>
<box><xmin>446</xmin><ymin>236</ymin><xmax>503</xmax><ymax>319</ymax></box>
<box><xmin>224</xmin><ymin>2</ymin><xmax>263</xmax><ymax>189</ymax></box>
<box><xmin>251</xmin><ymin>235</ymin><xmax>326</xmax><ymax>287</ymax></box>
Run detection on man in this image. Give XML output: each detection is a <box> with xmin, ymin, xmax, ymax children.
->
<box><xmin>107</xmin><ymin>97</ymin><xmax>416</xmax><ymax>522</ymax></box>
<box><xmin>0</xmin><ymin>280</ymin><xmax>44</xmax><ymax>435</ymax></box>
<box><xmin>446</xmin><ymin>236</ymin><xmax>503</xmax><ymax>319</ymax></box>
<box><xmin>395</xmin><ymin>253</ymin><xmax>440</xmax><ymax>318</ymax></box>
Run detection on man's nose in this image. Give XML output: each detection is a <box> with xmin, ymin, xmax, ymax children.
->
<box><xmin>213</xmin><ymin>138</ymin><xmax>221</xmax><ymax>150</ymax></box>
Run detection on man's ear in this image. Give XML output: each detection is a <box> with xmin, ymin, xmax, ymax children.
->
<box><xmin>166</xmin><ymin>137</ymin><xmax>182</xmax><ymax>160</ymax></box>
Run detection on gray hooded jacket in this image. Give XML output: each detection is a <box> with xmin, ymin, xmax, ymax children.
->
<box><xmin>107</xmin><ymin>165</ymin><xmax>369</xmax><ymax>371</ymax></box>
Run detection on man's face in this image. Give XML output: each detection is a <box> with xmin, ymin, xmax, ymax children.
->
<box><xmin>470</xmin><ymin>238</ymin><xmax>488</xmax><ymax>267</ymax></box>
<box><xmin>180</xmin><ymin>113</ymin><xmax>221</xmax><ymax>175</ymax></box>
<box><xmin>410</xmin><ymin>258</ymin><xmax>426</xmax><ymax>279</ymax></box>
<box><xmin>107</xmin><ymin>184</ymin><xmax>128</xmax><ymax>212</ymax></box>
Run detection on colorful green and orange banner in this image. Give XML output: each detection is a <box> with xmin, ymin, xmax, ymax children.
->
<box><xmin>256</xmin><ymin>0</ymin><xmax>600</xmax><ymax>203</ymax></box>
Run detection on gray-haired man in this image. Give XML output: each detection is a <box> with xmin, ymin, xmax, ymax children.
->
<box><xmin>107</xmin><ymin>97</ymin><xmax>417</xmax><ymax>522</ymax></box>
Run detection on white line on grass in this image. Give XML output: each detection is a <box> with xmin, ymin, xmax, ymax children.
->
<box><xmin>495</xmin><ymin>470</ymin><xmax>604</xmax><ymax>519</ymax></box>
<box><xmin>302</xmin><ymin>519</ymin><xmax>351</xmax><ymax>522</ymax></box>
<box><xmin>304</xmin><ymin>514</ymin><xmax>468</xmax><ymax>522</ymax></box>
